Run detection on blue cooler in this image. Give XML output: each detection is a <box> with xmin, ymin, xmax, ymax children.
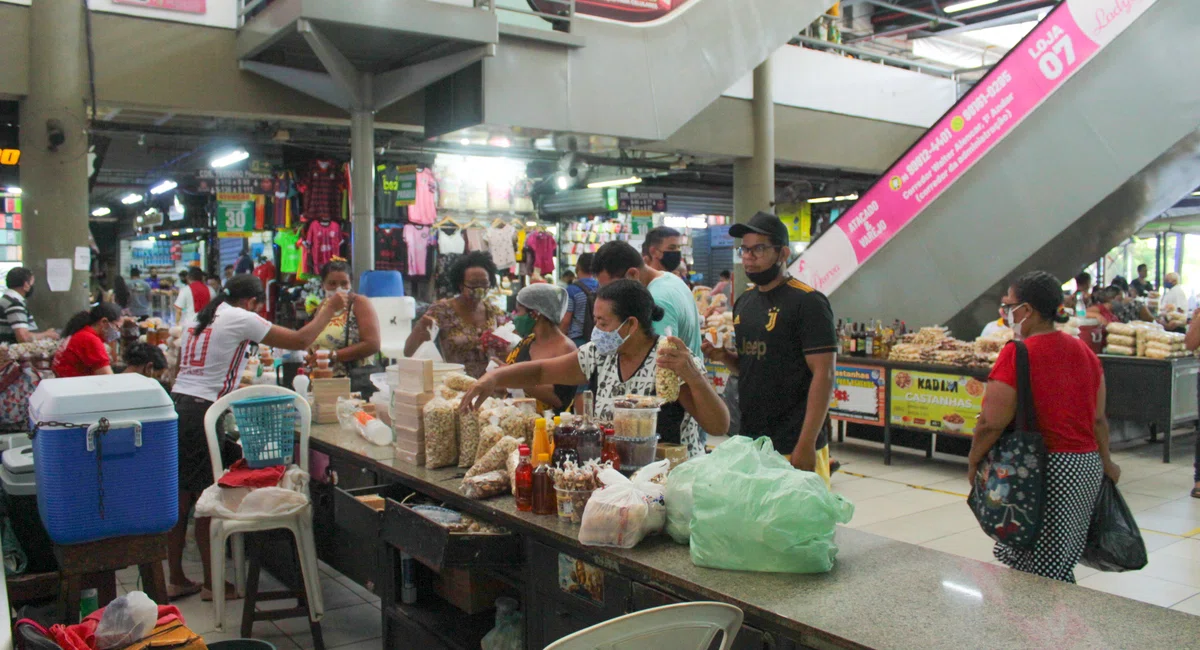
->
<box><xmin>28</xmin><ymin>375</ymin><xmax>179</xmax><ymax>544</ymax></box>
<box><xmin>358</xmin><ymin>270</ymin><xmax>404</xmax><ymax>297</ymax></box>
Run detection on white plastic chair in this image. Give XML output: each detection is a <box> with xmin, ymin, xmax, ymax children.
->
<box><xmin>545</xmin><ymin>602</ymin><xmax>744</xmax><ymax>650</ymax></box>
<box><xmin>203</xmin><ymin>385</ymin><xmax>324</xmax><ymax>631</ymax></box>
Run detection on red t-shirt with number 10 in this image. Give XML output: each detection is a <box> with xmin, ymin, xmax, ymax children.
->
<box><xmin>988</xmin><ymin>332</ymin><xmax>1101</xmax><ymax>453</ymax></box>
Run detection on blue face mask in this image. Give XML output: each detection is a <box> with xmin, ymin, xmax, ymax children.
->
<box><xmin>591</xmin><ymin>319</ymin><xmax>631</xmax><ymax>356</ymax></box>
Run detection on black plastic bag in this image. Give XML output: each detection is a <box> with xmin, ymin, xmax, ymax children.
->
<box><xmin>1080</xmin><ymin>477</ymin><xmax>1148</xmax><ymax>572</ymax></box>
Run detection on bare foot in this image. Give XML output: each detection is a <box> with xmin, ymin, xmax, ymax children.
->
<box><xmin>167</xmin><ymin>580</ymin><xmax>202</xmax><ymax>600</ymax></box>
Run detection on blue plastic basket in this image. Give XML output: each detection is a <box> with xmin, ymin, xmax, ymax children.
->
<box><xmin>230</xmin><ymin>395</ymin><xmax>297</xmax><ymax>468</ymax></box>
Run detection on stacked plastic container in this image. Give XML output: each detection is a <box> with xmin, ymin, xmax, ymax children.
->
<box><xmin>28</xmin><ymin>374</ymin><xmax>179</xmax><ymax>544</ymax></box>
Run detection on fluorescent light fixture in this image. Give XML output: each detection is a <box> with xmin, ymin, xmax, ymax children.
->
<box><xmin>122</xmin><ymin>193</ymin><xmax>144</xmax><ymax>205</ymax></box>
<box><xmin>5</xmin><ymin>187</ymin><xmax>19</xmax><ymax>195</ymax></box>
<box><xmin>171</xmin><ymin>231</ymin><xmax>180</xmax><ymax>236</ymax></box>
<box><xmin>587</xmin><ymin>176</ymin><xmax>643</xmax><ymax>189</ymax></box>
<box><xmin>834</xmin><ymin>194</ymin><xmax>860</xmax><ymax>202</ymax></box>
<box><xmin>526</xmin><ymin>221</ymin><xmax>537</xmax><ymax>227</ymax></box>
<box><xmin>210</xmin><ymin>149</ymin><xmax>249</xmax><ymax>168</ymax></box>
<box><xmin>1192</xmin><ymin>191</ymin><xmax>1200</xmax><ymax>196</ymax></box>
<box><xmin>186</xmin><ymin>228</ymin><xmax>194</xmax><ymax>233</ymax></box>
<box><xmin>493</xmin><ymin>137</ymin><xmax>511</xmax><ymax>148</ymax></box>
<box><xmin>147</xmin><ymin>235</ymin><xmax>155</xmax><ymax>241</ymax></box>
<box><xmin>149</xmin><ymin>180</ymin><xmax>177</xmax><ymax>195</ymax></box>
<box><xmin>945</xmin><ymin>0</ymin><xmax>998</xmax><ymax>13</ymax></box>
<box><xmin>91</xmin><ymin>207</ymin><xmax>111</xmax><ymax>217</ymax></box>
<box><xmin>460</xmin><ymin>138</ymin><xmax>471</xmax><ymax>146</ymax></box>
<box><xmin>807</xmin><ymin>197</ymin><xmax>833</xmax><ymax>204</ymax></box>
<box><xmin>555</xmin><ymin>175</ymin><xmax>571</xmax><ymax>191</ymax></box>
<box><xmin>136</xmin><ymin>216</ymin><xmax>144</xmax><ymax>223</ymax></box>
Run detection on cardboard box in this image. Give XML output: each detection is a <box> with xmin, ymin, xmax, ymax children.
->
<box><xmin>432</xmin><ymin>568</ymin><xmax>511</xmax><ymax>615</ymax></box>
<box><xmin>394</xmin><ymin>358</ymin><xmax>434</xmax><ymax>392</ymax></box>
<box><xmin>396</xmin><ymin>448</ymin><xmax>426</xmax><ymax>466</ymax></box>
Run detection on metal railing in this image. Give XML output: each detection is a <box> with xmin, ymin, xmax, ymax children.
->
<box><xmin>239</xmin><ymin>0</ymin><xmax>577</xmax><ymax>33</ymax></box>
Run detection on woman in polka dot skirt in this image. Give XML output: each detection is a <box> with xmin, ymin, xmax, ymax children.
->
<box><xmin>968</xmin><ymin>271</ymin><xmax>1122</xmax><ymax>583</ymax></box>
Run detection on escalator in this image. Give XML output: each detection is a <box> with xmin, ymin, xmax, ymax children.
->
<box><xmin>791</xmin><ymin>0</ymin><xmax>1200</xmax><ymax>336</ymax></box>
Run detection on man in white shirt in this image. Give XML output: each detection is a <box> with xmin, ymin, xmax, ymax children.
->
<box><xmin>173</xmin><ymin>267</ymin><xmax>215</xmax><ymax>326</ymax></box>
<box><xmin>1161</xmin><ymin>272</ymin><xmax>1189</xmax><ymax>313</ymax></box>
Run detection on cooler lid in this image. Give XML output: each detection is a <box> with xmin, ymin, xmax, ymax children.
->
<box><xmin>0</xmin><ymin>464</ymin><xmax>35</xmax><ymax>495</ymax></box>
<box><xmin>3</xmin><ymin>446</ymin><xmax>34</xmax><ymax>475</ymax></box>
<box><xmin>29</xmin><ymin>374</ymin><xmax>173</xmax><ymax>422</ymax></box>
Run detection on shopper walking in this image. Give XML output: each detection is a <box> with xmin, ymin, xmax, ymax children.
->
<box><xmin>1131</xmin><ymin>264</ymin><xmax>1155</xmax><ymax>297</ymax></box>
<box><xmin>701</xmin><ymin>212</ymin><xmax>837</xmax><ymax>483</ymax></box>
<box><xmin>461</xmin><ymin>279</ymin><xmax>728</xmax><ymax>457</ymax></box>
<box><xmin>592</xmin><ymin>241</ymin><xmax>703</xmax><ymax>357</ymax></box>
<box><xmin>642</xmin><ymin>226</ymin><xmax>683</xmax><ymax>274</ymax></box>
<box><xmin>711</xmin><ymin>270</ymin><xmax>733</xmax><ymax>304</ymax></box>
<box><xmin>562</xmin><ymin>252</ymin><xmax>598</xmax><ymax>347</ymax></box>
<box><xmin>127</xmin><ymin>268</ymin><xmax>153</xmax><ymax>318</ymax></box>
<box><xmin>168</xmin><ymin>275</ymin><xmax>346</xmax><ymax>600</ymax></box>
<box><xmin>51</xmin><ymin>303</ymin><xmax>123</xmax><ymax>378</ymax></box>
<box><xmin>173</xmin><ymin>267</ymin><xmax>213</xmax><ymax>326</ymax></box>
<box><xmin>505</xmin><ymin>283</ymin><xmax>577</xmax><ymax>412</ymax></box>
<box><xmin>310</xmin><ymin>258</ymin><xmax>381</xmax><ymax>376</ymax></box>
<box><xmin>404</xmin><ymin>251</ymin><xmax>503</xmax><ymax>378</ymax></box>
<box><xmin>0</xmin><ymin>268</ymin><xmax>57</xmax><ymax>344</ymax></box>
<box><xmin>970</xmin><ymin>271</ymin><xmax>1120</xmax><ymax>583</ymax></box>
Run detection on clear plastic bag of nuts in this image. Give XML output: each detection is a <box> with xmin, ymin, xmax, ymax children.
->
<box><xmin>458</xmin><ymin>410</ymin><xmax>481</xmax><ymax>468</ymax></box>
<box><xmin>461</xmin><ymin>470</ymin><xmax>509</xmax><ymax>499</ymax></box>
<box><xmin>423</xmin><ymin>397</ymin><xmax>459</xmax><ymax>468</ymax></box>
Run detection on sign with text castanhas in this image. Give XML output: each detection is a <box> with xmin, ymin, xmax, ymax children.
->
<box><xmin>830</xmin><ymin>364</ymin><xmax>886</xmax><ymax>426</ymax></box>
<box><xmin>889</xmin><ymin>369</ymin><xmax>984</xmax><ymax>435</ymax></box>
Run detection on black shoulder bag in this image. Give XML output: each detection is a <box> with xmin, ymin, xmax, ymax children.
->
<box><xmin>967</xmin><ymin>340</ymin><xmax>1048</xmax><ymax>550</ymax></box>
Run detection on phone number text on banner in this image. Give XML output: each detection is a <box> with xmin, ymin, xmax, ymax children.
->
<box><xmin>890</xmin><ymin>370</ymin><xmax>985</xmax><ymax>436</ymax></box>
<box><xmin>830</xmin><ymin>364</ymin><xmax>886</xmax><ymax>426</ymax></box>
<box><xmin>792</xmin><ymin>0</ymin><xmax>1161</xmax><ymax>294</ymax></box>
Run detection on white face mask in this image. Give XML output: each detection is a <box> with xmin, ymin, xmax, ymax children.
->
<box><xmin>1004</xmin><ymin>303</ymin><xmax>1029</xmax><ymax>340</ymax></box>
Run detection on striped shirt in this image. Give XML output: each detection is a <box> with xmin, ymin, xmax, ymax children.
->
<box><xmin>0</xmin><ymin>289</ymin><xmax>35</xmax><ymax>344</ymax></box>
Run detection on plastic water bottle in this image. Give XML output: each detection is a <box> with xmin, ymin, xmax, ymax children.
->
<box><xmin>80</xmin><ymin>588</ymin><xmax>99</xmax><ymax>618</ymax></box>
<box><xmin>292</xmin><ymin>373</ymin><xmax>310</xmax><ymax>397</ymax></box>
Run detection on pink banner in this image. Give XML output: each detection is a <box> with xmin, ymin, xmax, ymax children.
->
<box><xmin>111</xmin><ymin>0</ymin><xmax>206</xmax><ymax>14</ymax></box>
<box><xmin>793</xmin><ymin>0</ymin><xmax>1159</xmax><ymax>294</ymax></box>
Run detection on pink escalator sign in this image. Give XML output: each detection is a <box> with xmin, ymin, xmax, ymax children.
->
<box><xmin>792</xmin><ymin>0</ymin><xmax>1161</xmax><ymax>295</ymax></box>
<box><xmin>111</xmin><ymin>0</ymin><xmax>206</xmax><ymax>14</ymax></box>
<box><xmin>528</xmin><ymin>0</ymin><xmax>693</xmax><ymax>23</ymax></box>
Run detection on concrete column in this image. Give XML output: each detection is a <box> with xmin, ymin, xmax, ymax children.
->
<box><xmin>349</xmin><ymin>74</ymin><xmax>376</xmax><ymax>288</ymax></box>
<box><xmin>732</xmin><ymin>55</ymin><xmax>776</xmax><ymax>293</ymax></box>
<box><xmin>21</xmin><ymin>0</ymin><xmax>91</xmax><ymax>326</ymax></box>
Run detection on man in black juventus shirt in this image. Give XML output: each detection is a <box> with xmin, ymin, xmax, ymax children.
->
<box><xmin>702</xmin><ymin>212</ymin><xmax>837</xmax><ymax>481</ymax></box>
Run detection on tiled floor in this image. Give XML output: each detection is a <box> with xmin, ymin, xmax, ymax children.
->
<box><xmin>145</xmin><ymin>432</ymin><xmax>1200</xmax><ymax>648</ymax></box>
<box><xmin>123</xmin><ymin>543</ymin><xmax>383</xmax><ymax>649</ymax></box>
<box><xmin>829</xmin><ymin>431</ymin><xmax>1200</xmax><ymax>613</ymax></box>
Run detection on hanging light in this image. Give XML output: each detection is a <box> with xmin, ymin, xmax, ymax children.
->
<box><xmin>122</xmin><ymin>193</ymin><xmax>144</xmax><ymax>205</ymax></box>
<box><xmin>91</xmin><ymin>207</ymin><xmax>111</xmax><ymax>217</ymax></box>
<box><xmin>149</xmin><ymin>180</ymin><xmax>177</xmax><ymax>195</ymax></box>
<box><xmin>210</xmin><ymin>149</ymin><xmax>249</xmax><ymax>168</ymax></box>
<box><xmin>944</xmin><ymin>0</ymin><xmax>999</xmax><ymax>13</ymax></box>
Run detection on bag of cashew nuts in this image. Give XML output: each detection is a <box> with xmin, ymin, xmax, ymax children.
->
<box><xmin>423</xmin><ymin>397</ymin><xmax>459</xmax><ymax>469</ymax></box>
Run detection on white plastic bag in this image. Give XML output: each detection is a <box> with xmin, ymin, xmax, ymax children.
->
<box><xmin>412</xmin><ymin>322</ymin><xmax>444</xmax><ymax>362</ymax></box>
<box><xmin>578</xmin><ymin>460</ymin><xmax>669</xmax><ymax>549</ymax></box>
<box><xmin>95</xmin><ymin>591</ymin><xmax>157</xmax><ymax>650</ymax></box>
<box><xmin>195</xmin><ymin>466</ymin><xmax>311</xmax><ymax>520</ymax></box>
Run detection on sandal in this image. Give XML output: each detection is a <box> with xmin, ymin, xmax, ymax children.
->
<box><xmin>200</xmin><ymin>583</ymin><xmax>241</xmax><ymax>602</ymax></box>
<box><xmin>1191</xmin><ymin>487</ymin><xmax>1200</xmax><ymax>499</ymax></box>
<box><xmin>167</xmin><ymin>581</ymin><xmax>201</xmax><ymax>601</ymax></box>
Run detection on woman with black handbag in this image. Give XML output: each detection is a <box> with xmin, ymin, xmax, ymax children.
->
<box><xmin>968</xmin><ymin>271</ymin><xmax>1121</xmax><ymax>583</ymax></box>
<box><xmin>309</xmin><ymin>258</ymin><xmax>383</xmax><ymax>394</ymax></box>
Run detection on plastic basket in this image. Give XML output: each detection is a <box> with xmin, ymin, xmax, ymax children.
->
<box><xmin>230</xmin><ymin>395</ymin><xmax>297</xmax><ymax>468</ymax></box>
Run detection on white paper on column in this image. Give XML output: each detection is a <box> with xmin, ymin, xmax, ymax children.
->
<box><xmin>46</xmin><ymin>259</ymin><xmax>72</xmax><ymax>292</ymax></box>
<box><xmin>74</xmin><ymin>246</ymin><xmax>90</xmax><ymax>271</ymax></box>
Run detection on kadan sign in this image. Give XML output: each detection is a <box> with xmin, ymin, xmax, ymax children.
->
<box><xmin>792</xmin><ymin>0</ymin><xmax>1162</xmax><ymax>294</ymax></box>
<box><xmin>890</xmin><ymin>370</ymin><xmax>985</xmax><ymax>436</ymax></box>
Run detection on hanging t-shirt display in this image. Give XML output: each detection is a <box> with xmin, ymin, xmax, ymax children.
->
<box><xmin>300</xmin><ymin>158</ymin><xmax>343</xmax><ymax>223</ymax></box>
<box><xmin>304</xmin><ymin>219</ymin><xmax>343</xmax><ymax>274</ymax></box>
<box><xmin>409</xmin><ymin>168</ymin><xmax>439</xmax><ymax>225</ymax></box>
<box><xmin>275</xmin><ymin>229</ymin><xmax>301</xmax><ymax>274</ymax></box>
<box><xmin>272</xmin><ymin>172</ymin><xmax>298</xmax><ymax>228</ymax></box>
<box><xmin>465</xmin><ymin>228</ymin><xmax>487</xmax><ymax>253</ymax></box>
<box><xmin>438</xmin><ymin>227</ymin><xmax>466</xmax><ymax>255</ymax></box>
<box><xmin>403</xmin><ymin>224</ymin><xmax>433</xmax><ymax>276</ymax></box>
<box><xmin>513</xmin><ymin>179</ymin><xmax>535</xmax><ymax>213</ymax></box>
<box><xmin>376</xmin><ymin>227</ymin><xmax>407</xmax><ymax>272</ymax></box>
<box><xmin>526</xmin><ymin>230</ymin><xmax>557</xmax><ymax>275</ymax></box>
<box><xmin>376</xmin><ymin>165</ymin><xmax>411</xmax><ymax>225</ymax></box>
<box><xmin>488</xmin><ymin>224</ymin><xmax>517</xmax><ymax>270</ymax></box>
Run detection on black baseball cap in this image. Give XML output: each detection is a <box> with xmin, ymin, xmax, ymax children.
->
<box><xmin>729</xmin><ymin>211</ymin><xmax>789</xmax><ymax>247</ymax></box>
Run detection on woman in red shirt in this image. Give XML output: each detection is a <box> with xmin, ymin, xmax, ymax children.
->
<box><xmin>969</xmin><ymin>271</ymin><xmax>1120</xmax><ymax>583</ymax></box>
<box><xmin>52</xmin><ymin>303</ymin><xmax>123</xmax><ymax>378</ymax></box>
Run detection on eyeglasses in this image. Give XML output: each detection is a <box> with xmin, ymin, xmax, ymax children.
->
<box><xmin>736</xmin><ymin>244</ymin><xmax>781</xmax><ymax>258</ymax></box>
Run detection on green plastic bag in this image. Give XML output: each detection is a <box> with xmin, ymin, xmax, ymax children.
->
<box><xmin>689</xmin><ymin>436</ymin><xmax>854</xmax><ymax>574</ymax></box>
<box><xmin>665</xmin><ymin>436</ymin><xmax>792</xmax><ymax>544</ymax></box>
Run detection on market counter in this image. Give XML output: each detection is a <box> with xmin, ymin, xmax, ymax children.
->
<box><xmin>306</xmin><ymin>424</ymin><xmax>1200</xmax><ymax>650</ymax></box>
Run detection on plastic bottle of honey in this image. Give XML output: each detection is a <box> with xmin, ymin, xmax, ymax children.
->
<box><xmin>514</xmin><ymin>445</ymin><xmax>533</xmax><ymax>512</ymax></box>
<box><xmin>532</xmin><ymin>454</ymin><xmax>555</xmax><ymax>515</ymax></box>
<box><xmin>532</xmin><ymin>418</ymin><xmax>550</xmax><ymax>467</ymax></box>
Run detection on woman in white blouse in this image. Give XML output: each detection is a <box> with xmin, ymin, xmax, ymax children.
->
<box><xmin>461</xmin><ymin>279</ymin><xmax>728</xmax><ymax>457</ymax></box>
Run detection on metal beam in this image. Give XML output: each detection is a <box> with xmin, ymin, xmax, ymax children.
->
<box><xmin>238</xmin><ymin>60</ymin><xmax>354</xmax><ymax>111</ymax></box>
<box><xmin>863</xmin><ymin>0</ymin><xmax>964</xmax><ymax>27</ymax></box>
<box><xmin>849</xmin><ymin>0</ymin><xmax>1052</xmax><ymax>43</ymax></box>
<box><xmin>373</xmin><ymin>44</ymin><xmax>495</xmax><ymax>112</ymax></box>
<box><xmin>152</xmin><ymin>112</ymin><xmax>175</xmax><ymax>126</ymax></box>
<box><xmin>298</xmin><ymin>19</ymin><xmax>364</xmax><ymax>109</ymax></box>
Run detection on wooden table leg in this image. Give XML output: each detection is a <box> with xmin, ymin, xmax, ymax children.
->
<box><xmin>138</xmin><ymin>560</ymin><xmax>169</xmax><ymax>605</ymax></box>
<box><xmin>58</xmin><ymin>574</ymin><xmax>82</xmax><ymax>625</ymax></box>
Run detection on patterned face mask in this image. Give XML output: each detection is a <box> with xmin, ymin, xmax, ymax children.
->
<box><xmin>591</xmin><ymin>319</ymin><xmax>631</xmax><ymax>356</ymax></box>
